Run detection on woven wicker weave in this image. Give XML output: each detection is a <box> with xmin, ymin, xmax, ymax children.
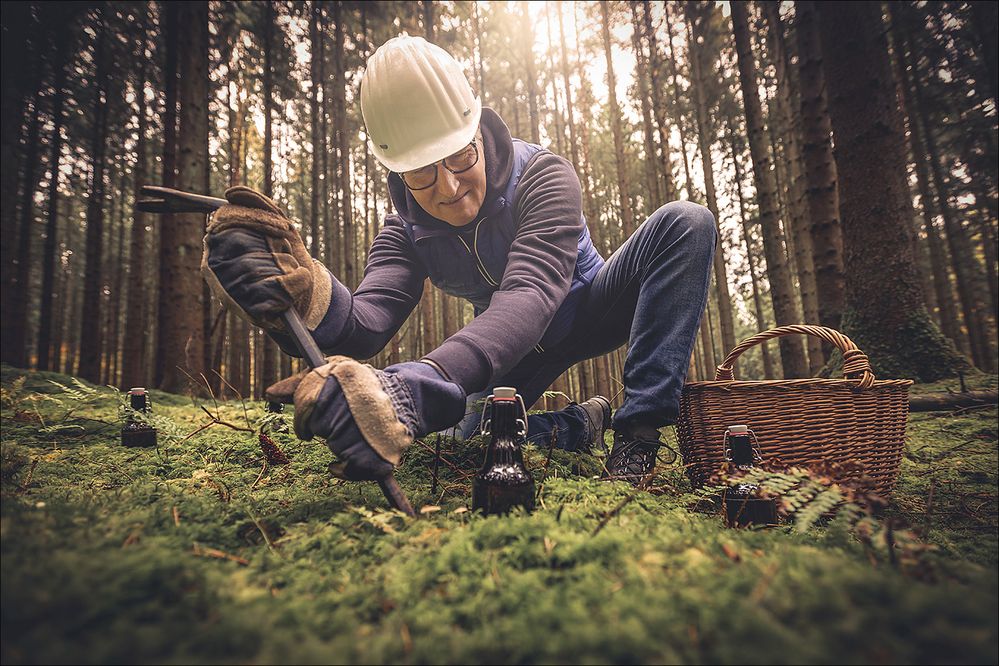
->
<box><xmin>677</xmin><ymin>325</ymin><xmax>913</xmax><ymax>497</ymax></box>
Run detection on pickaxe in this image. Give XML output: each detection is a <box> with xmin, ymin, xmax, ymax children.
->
<box><xmin>137</xmin><ymin>185</ymin><xmax>416</xmax><ymax>517</ymax></box>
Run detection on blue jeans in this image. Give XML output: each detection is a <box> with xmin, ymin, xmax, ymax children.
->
<box><xmin>457</xmin><ymin>201</ymin><xmax>717</xmax><ymax>451</ymax></box>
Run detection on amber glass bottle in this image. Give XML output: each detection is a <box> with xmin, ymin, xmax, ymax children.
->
<box><xmin>723</xmin><ymin>425</ymin><xmax>776</xmax><ymax>527</ymax></box>
<box><xmin>121</xmin><ymin>387</ymin><xmax>157</xmax><ymax>448</ymax></box>
<box><xmin>471</xmin><ymin>387</ymin><xmax>535</xmax><ymax>515</ymax></box>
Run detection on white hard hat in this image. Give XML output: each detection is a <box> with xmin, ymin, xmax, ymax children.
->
<box><xmin>361</xmin><ymin>35</ymin><xmax>482</xmax><ymax>173</ymax></box>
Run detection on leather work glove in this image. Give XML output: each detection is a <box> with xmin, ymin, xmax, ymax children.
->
<box><xmin>265</xmin><ymin>358</ymin><xmax>465</xmax><ymax>481</ymax></box>
<box><xmin>202</xmin><ymin>185</ymin><xmax>332</xmax><ymax>332</ymax></box>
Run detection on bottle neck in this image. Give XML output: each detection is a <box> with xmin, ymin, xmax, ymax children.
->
<box><xmin>730</xmin><ymin>434</ymin><xmax>754</xmax><ymax>467</ymax></box>
<box><xmin>488</xmin><ymin>398</ymin><xmax>518</xmax><ymax>439</ymax></box>
<box><xmin>130</xmin><ymin>393</ymin><xmax>148</xmax><ymax>412</ymax></box>
<box><xmin>481</xmin><ymin>398</ymin><xmax>525</xmax><ymax>468</ymax></box>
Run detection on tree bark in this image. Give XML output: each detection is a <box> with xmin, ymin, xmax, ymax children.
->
<box><xmin>309</xmin><ymin>1</ymin><xmax>322</xmax><ymax>259</ymax></box>
<box><xmin>630</xmin><ymin>2</ymin><xmax>662</xmax><ymax>211</ymax></box>
<box><xmin>815</xmin><ymin>1</ymin><xmax>968</xmax><ymax>380</ymax></box>
<box><xmin>557</xmin><ymin>2</ymin><xmax>584</xmax><ymax>192</ymax></box>
<box><xmin>642</xmin><ymin>0</ymin><xmax>678</xmax><ymax>202</ymax></box>
<box><xmin>78</xmin><ymin>23</ymin><xmax>110</xmax><ymax>383</ymax></box>
<box><xmin>727</xmin><ymin>112</ymin><xmax>775</xmax><ymax>379</ymax></box>
<box><xmin>37</xmin><ymin>25</ymin><xmax>72</xmax><ymax>371</ymax></box>
<box><xmin>0</xmin><ymin>5</ymin><xmax>34</xmax><ymax>366</ymax></box>
<box><xmin>601</xmin><ymin>1</ymin><xmax>635</xmax><ymax>238</ymax></box>
<box><xmin>155</xmin><ymin>0</ymin><xmax>180</xmax><ymax>388</ymax></box>
<box><xmin>730</xmin><ymin>1</ymin><xmax>808</xmax><ymax>378</ymax></box>
<box><xmin>520</xmin><ymin>2</ymin><xmax>540</xmax><ymax>145</ymax></box>
<box><xmin>887</xmin><ymin>18</ymin><xmax>966</xmax><ymax>354</ymax></box>
<box><xmin>158</xmin><ymin>0</ymin><xmax>208</xmax><ymax>393</ymax></box>
<box><xmin>902</xmin><ymin>16</ymin><xmax>995</xmax><ymax>372</ymax></box>
<box><xmin>764</xmin><ymin>1</ymin><xmax>823</xmax><ymax>374</ymax></box>
<box><xmin>662</xmin><ymin>2</ymin><xmax>694</xmax><ymax>199</ymax></box>
<box><xmin>686</xmin><ymin>6</ymin><xmax>737</xmax><ymax>369</ymax></box>
<box><xmin>121</xmin><ymin>23</ymin><xmax>150</xmax><ymax>390</ymax></box>
<box><xmin>794</xmin><ymin>0</ymin><xmax>845</xmax><ymax>350</ymax></box>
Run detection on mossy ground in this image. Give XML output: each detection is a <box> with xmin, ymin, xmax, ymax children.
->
<box><xmin>1</xmin><ymin>365</ymin><xmax>996</xmax><ymax>664</ymax></box>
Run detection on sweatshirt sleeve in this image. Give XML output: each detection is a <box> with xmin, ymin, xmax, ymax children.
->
<box><xmin>423</xmin><ymin>151</ymin><xmax>582</xmax><ymax>393</ymax></box>
<box><xmin>271</xmin><ymin>217</ymin><xmax>426</xmax><ymax>360</ymax></box>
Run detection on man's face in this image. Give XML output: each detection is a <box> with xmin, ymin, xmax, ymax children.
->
<box><xmin>405</xmin><ymin>139</ymin><xmax>486</xmax><ymax>227</ymax></box>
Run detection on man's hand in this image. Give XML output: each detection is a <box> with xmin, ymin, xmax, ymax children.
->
<box><xmin>265</xmin><ymin>358</ymin><xmax>466</xmax><ymax>480</ymax></box>
<box><xmin>202</xmin><ymin>185</ymin><xmax>332</xmax><ymax>332</ymax></box>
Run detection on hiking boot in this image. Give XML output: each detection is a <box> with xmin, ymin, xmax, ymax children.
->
<box><xmin>603</xmin><ymin>430</ymin><xmax>661</xmax><ymax>485</ymax></box>
<box><xmin>573</xmin><ymin>395</ymin><xmax>611</xmax><ymax>453</ymax></box>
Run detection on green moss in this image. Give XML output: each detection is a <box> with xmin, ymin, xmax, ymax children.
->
<box><xmin>1</xmin><ymin>365</ymin><xmax>997</xmax><ymax>664</ymax></box>
<box><xmin>841</xmin><ymin>307</ymin><xmax>974</xmax><ymax>381</ymax></box>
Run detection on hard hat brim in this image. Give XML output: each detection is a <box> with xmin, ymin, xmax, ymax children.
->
<box><xmin>369</xmin><ymin>98</ymin><xmax>482</xmax><ymax>174</ymax></box>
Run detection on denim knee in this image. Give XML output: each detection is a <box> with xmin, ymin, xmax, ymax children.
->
<box><xmin>650</xmin><ymin>201</ymin><xmax>717</xmax><ymax>250</ymax></box>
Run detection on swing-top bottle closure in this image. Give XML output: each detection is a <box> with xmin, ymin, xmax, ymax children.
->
<box><xmin>723</xmin><ymin>424</ymin><xmax>763</xmax><ymax>465</ymax></box>
<box><xmin>480</xmin><ymin>386</ymin><xmax>528</xmax><ymax>438</ymax></box>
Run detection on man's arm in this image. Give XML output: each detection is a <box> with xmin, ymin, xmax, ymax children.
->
<box><xmin>272</xmin><ymin>217</ymin><xmax>426</xmax><ymax>359</ymax></box>
<box><xmin>423</xmin><ymin>151</ymin><xmax>582</xmax><ymax>393</ymax></box>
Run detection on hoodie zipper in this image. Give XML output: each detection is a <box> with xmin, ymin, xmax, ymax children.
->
<box><xmin>457</xmin><ymin>216</ymin><xmax>499</xmax><ymax>287</ymax></box>
<box><xmin>457</xmin><ymin>215</ymin><xmax>545</xmax><ymax>354</ymax></box>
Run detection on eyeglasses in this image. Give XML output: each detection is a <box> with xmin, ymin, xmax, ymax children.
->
<box><xmin>401</xmin><ymin>140</ymin><xmax>479</xmax><ymax>191</ymax></box>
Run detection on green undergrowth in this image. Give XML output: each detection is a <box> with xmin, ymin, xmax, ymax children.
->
<box><xmin>1</xmin><ymin>365</ymin><xmax>996</xmax><ymax>664</ymax></box>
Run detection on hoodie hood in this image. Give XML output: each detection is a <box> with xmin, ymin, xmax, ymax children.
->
<box><xmin>387</xmin><ymin>107</ymin><xmax>515</xmax><ymax>230</ymax></box>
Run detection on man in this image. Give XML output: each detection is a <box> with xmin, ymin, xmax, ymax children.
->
<box><xmin>203</xmin><ymin>36</ymin><xmax>716</xmax><ymax>485</ymax></box>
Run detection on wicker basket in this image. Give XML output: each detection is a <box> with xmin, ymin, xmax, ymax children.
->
<box><xmin>677</xmin><ymin>325</ymin><xmax>913</xmax><ymax>497</ymax></box>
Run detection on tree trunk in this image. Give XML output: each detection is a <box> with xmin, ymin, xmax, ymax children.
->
<box><xmin>158</xmin><ymin>0</ymin><xmax>208</xmax><ymax>393</ymax></box>
<box><xmin>37</xmin><ymin>28</ymin><xmax>71</xmax><ymax>371</ymax></box>
<box><xmin>259</xmin><ymin>1</ymin><xmax>279</xmax><ymax>392</ymax></box>
<box><xmin>794</xmin><ymin>0</ymin><xmax>845</xmax><ymax>351</ymax></box>
<box><xmin>727</xmin><ymin>113</ymin><xmax>775</xmax><ymax>379</ymax></box>
<box><xmin>572</xmin><ymin>4</ymin><xmax>598</xmax><ymax>230</ymax></box>
<box><xmin>520</xmin><ymin>2</ymin><xmax>540</xmax><ymax>145</ymax></box>
<box><xmin>333</xmin><ymin>2</ymin><xmax>355</xmax><ymax>289</ymax></box>
<box><xmin>601</xmin><ymin>1</ymin><xmax>635</xmax><ymax>238</ymax></box>
<box><xmin>121</xmin><ymin>28</ymin><xmax>150</xmax><ymax>390</ymax></box>
<box><xmin>902</xmin><ymin>18</ymin><xmax>995</xmax><ymax>372</ymax></box>
<box><xmin>78</xmin><ymin>24</ymin><xmax>110</xmax><ymax>383</ymax></box>
<box><xmin>544</xmin><ymin>4</ymin><xmax>565</xmax><ymax>156</ymax></box>
<box><xmin>309</xmin><ymin>1</ymin><xmax>322</xmax><ymax>259</ymax></box>
<box><xmin>557</xmin><ymin>2</ymin><xmax>584</xmax><ymax>191</ymax></box>
<box><xmin>0</xmin><ymin>5</ymin><xmax>35</xmax><ymax>367</ymax></box>
<box><xmin>630</xmin><ymin>2</ymin><xmax>662</xmax><ymax>212</ymax></box>
<box><xmin>730</xmin><ymin>1</ymin><xmax>808</xmax><ymax>378</ymax></box>
<box><xmin>155</xmin><ymin>1</ymin><xmax>180</xmax><ymax>388</ymax></box>
<box><xmin>642</xmin><ymin>0</ymin><xmax>678</xmax><ymax>202</ymax></box>
<box><xmin>686</xmin><ymin>8</ymin><xmax>737</xmax><ymax>369</ymax></box>
<box><xmin>764</xmin><ymin>1</ymin><xmax>823</xmax><ymax>374</ymax></box>
<box><xmin>815</xmin><ymin>1</ymin><xmax>968</xmax><ymax>380</ymax></box>
<box><xmin>968</xmin><ymin>1</ymin><xmax>997</xmax><ymax>105</ymax></box>
<box><xmin>661</xmin><ymin>2</ymin><xmax>694</xmax><ymax>199</ymax></box>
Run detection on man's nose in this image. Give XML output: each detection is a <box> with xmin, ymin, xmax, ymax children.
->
<box><xmin>437</xmin><ymin>166</ymin><xmax>460</xmax><ymax>198</ymax></box>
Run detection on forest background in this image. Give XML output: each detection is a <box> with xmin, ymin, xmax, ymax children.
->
<box><xmin>1</xmin><ymin>0</ymin><xmax>996</xmax><ymax>406</ymax></box>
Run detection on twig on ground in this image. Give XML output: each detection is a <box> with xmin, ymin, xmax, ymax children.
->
<box><xmin>592</xmin><ymin>470</ymin><xmax>656</xmax><ymax>536</ymax></box>
<box><xmin>431</xmin><ymin>435</ymin><xmax>442</xmax><ymax>496</ymax></box>
<box><xmin>16</xmin><ymin>459</ymin><xmax>39</xmax><ymax>494</ymax></box>
<box><xmin>192</xmin><ymin>542</ymin><xmax>249</xmax><ymax>566</ymax></box>
<box><xmin>251</xmin><ymin>461</ymin><xmax>269</xmax><ymax>490</ymax></box>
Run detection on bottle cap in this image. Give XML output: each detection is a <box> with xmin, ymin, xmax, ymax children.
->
<box><xmin>492</xmin><ymin>387</ymin><xmax>517</xmax><ymax>400</ymax></box>
<box><xmin>726</xmin><ymin>425</ymin><xmax>749</xmax><ymax>434</ymax></box>
<box><xmin>129</xmin><ymin>387</ymin><xmax>147</xmax><ymax>395</ymax></box>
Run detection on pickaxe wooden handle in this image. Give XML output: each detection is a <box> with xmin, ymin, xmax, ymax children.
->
<box><xmin>137</xmin><ymin>185</ymin><xmax>417</xmax><ymax>517</ymax></box>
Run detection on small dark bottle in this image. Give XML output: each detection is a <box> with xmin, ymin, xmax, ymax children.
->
<box><xmin>723</xmin><ymin>425</ymin><xmax>777</xmax><ymax>527</ymax></box>
<box><xmin>471</xmin><ymin>387</ymin><xmax>535</xmax><ymax>515</ymax></box>
<box><xmin>121</xmin><ymin>387</ymin><xmax>157</xmax><ymax>448</ymax></box>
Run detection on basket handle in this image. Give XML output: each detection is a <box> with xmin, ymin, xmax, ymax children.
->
<box><xmin>714</xmin><ymin>325</ymin><xmax>876</xmax><ymax>388</ymax></box>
